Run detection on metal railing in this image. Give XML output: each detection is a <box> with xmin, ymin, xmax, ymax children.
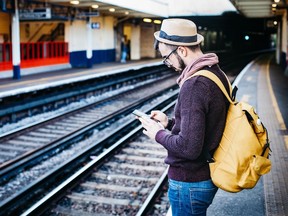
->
<box><xmin>0</xmin><ymin>42</ymin><xmax>69</xmax><ymax>70</ymax></box>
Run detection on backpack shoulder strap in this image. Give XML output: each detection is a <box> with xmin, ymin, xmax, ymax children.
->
<box><xmin>190</xmin><ymin>70</ymin><xmax>235</xmax><ymax>104</ymax></box>
<box><xmin>188</xmin><ymin>70</ymin><xmax>235</xmax><ymax>163</ymax></box>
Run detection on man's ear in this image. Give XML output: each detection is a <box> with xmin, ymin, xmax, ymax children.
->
<box><xmin>177</xmin><ymin>46</ymin><xmax>188</xmax><ymax>57</ymax></box>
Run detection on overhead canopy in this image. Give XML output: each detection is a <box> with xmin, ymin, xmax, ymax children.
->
<box><xmin>231</xmin><ymin>0</ymin><xmax>287</xmax><ymax>18</ymax></box>
<box><xmin>31</xmin><ymin>0</ymin><xmax>237</xmax><ymax>18</ymax></box>
<box><xmin>18</xmin><ymin>0</ymin><xmax>286</xmax><ymax>19</ymax></box>
<box><xmin>168</xmin><ymin>0</ymin><xmax>237</xmax><ymax>16</ymax></box>
<box><xmin>30</xmin><ymin>0</ymin><xmax>168</xmax><ymax>17</ymax></box>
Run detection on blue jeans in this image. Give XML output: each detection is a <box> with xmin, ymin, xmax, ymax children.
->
<box><xmin>121</xmin><ymin>51</ymin><xmax>127</xmax><ymax>63</ymax></box>
<box><xmin>168</xmin><ymin>179</ymin><xmax>218</xmax><ymax>216</ymax></box>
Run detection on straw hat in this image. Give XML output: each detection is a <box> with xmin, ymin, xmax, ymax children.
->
<box><xmin>154</xmin><ymin>18</ymin><xmax>204</xmax><ymax>46</ymax></box>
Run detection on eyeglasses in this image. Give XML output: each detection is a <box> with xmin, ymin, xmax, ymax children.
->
<box><xmin>162</xmin><ymin>47</ymin><xmax>178</xmax><ymax>67</ymax></box>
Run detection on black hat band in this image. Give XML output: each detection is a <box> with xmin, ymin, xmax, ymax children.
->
<box><xmin>159</xmin><ymin>30</ymin><xmax>197</xmax><ymax>43</ymax></box>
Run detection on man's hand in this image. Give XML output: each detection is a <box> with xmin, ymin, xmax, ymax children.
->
<box><xmin>138</xmin><ymin>117</ymin><xmax>164</xmax><ymax>140</ymax></box>
<box><xmin>150</xmin><ymin>110</ymin><xmax>169</xmax><ymax>128</ymax></box>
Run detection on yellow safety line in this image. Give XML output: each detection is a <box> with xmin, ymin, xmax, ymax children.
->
<box><xmin>266</xmin><ymin>60</ymin><xmax>288</xmax><ymax>150</ymax></box>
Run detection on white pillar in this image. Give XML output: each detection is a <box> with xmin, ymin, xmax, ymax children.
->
<box><xmin>276</xmin><ymin>22</ymin><xmax>281</xmax><ymax>64</ymax></box>
<box><xmin>131</xmin><ymin>25</ymin><xmax>141</xmax><ymax>60</ymax></box>
<box><xmin>86</xmin><ymin>17</ymin><xmax>93</xmax><ymax>68</ymax></box>
<box><xmin>11</xmin><ymin>0</ymin><xmax>21</xmax><ymax>79</ymax></box>
<box><xmin>281</xmin><ymin>10</ymin><xmax>287</xmax><ymax>69</ymax></box>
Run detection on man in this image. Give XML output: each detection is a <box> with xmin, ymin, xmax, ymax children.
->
<box><xmin>138</xmin><ymin>18</ymin><xmax>230</xmax><ymax>215</ymax></box>
<box><xmin>120</xmin><ymin>35</ymin><xmax>128</xmax><ymax>63</ymax></box>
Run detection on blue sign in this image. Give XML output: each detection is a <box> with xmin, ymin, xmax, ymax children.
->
<box><xmin>91</xmin><ymin>22</ymin><xmax>100</xmax><ymax>29</ymax></box>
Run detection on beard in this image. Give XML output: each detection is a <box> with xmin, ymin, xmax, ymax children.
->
<box><xmin>172</xmin><ymin>54</ymin><xmax>186</xmax><ymax>73</ymax></box>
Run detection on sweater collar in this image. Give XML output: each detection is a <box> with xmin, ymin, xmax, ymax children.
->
<box><xmin>177</xmin><ymin>53</ymin><xmax>219</xmax><ymax>87</ymax></box>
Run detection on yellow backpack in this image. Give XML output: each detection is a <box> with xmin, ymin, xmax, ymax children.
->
<box><xmin>192</xmin><ymin>70</ymin><xmax>272</xmax><ymax>193</ymax></box>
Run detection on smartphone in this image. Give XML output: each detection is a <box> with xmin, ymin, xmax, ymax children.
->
<box><xmin>133</xmin><ymin>109</ymin><xmax>163</xmax><ymax>127</ymax></box>
<box><xmin>132</xmin><ymin>109</ymin><xmax>150</xmax><ymax>119</ymax></box>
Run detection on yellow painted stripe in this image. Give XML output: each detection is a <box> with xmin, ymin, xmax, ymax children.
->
<box><xmin>285</xmin><ymin>136</ymin><xmax>288</xmax><ymax>150</ymax></box>
<box><xmin>266</xmin><ymin>60</ymin><xmax>288</xmax><ymax>150</ymax></box>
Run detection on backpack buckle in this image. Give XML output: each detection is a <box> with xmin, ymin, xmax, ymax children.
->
<box><xmin>207</xmin><ymin>158</ymin><xmax>215</xmax><ymax>163</ymax></box>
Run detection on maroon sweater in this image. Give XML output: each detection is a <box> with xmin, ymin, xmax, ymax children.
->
<box><xmin>155</xmin><ymin>64</ymin><xmax>230</xmax><ymax>182</ymax></box>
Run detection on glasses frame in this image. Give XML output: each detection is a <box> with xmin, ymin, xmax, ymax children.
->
<box><xmin>162</xmin><ymin>47</ymin><xmax>178</xmax><ymax>67</ymax></box>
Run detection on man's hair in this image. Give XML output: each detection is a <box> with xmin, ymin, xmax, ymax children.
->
<box><xmin>154</xmin><ymin>40</ymin><xmax>200</xmax><ymax>52</ymax></box>
<box><xmin>154</xmin><ymin>40</ymin><xmax>160</xmax><ymax>50</ymax></box>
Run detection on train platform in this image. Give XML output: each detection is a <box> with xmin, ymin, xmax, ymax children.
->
<box><xmin>0</xmin><ymin>59</ymin><xmax>162</xmax><ymax>99</ymax></box>
<box><xmin>163</xmin><ymin>54</ymin><xmax>288</xmax><ymax>216</ymax></box>
<box><xmin>206</xmin><ymin>54</ymin><xmax>288</xmax><ymax>216</ymax></box>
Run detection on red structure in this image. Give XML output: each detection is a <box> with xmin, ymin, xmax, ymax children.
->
<box><xmin>0</xmin><ymin>42</ymin><xmax>69</xmax><ymax>71</ymax></box>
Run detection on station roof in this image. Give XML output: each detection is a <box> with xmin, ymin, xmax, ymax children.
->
<box><xmin>230</xmin><ymin>0</ymin><xmax>288</xmax><ymax>18</ymax></box>
<box><xmin>23</xmin><ymin>0</ymin><xmax>287</xmax><ymax>19</ymax></box>
<box><xmin>34</xmin><ymin>0</ymin><xmax>236</xmax><ymax>18</ymax></box>
<box><xmin>34</xmin><ymin>0</ymin><xmax>168</xmax><ymax>17</ymax></box>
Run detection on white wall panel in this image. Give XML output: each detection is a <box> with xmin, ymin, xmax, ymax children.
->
<box><xmin>140</xmin><ymin>23</ymin><xmax>155</xmax><ymax>58</ymax></box>
<box><xmin>66</xmin><ymin>20</ymin><xmax>87</xmax><ymax>52</ymax></box>
<box><xmin>91</xmin><ymin>16</ymin><xmax>114</xmax><ymax>50</ymax></box>
<box><xmin>131</xmin><ymin>25</ymin><xmax>140</xmax><ymax>60</ymax></box>
<box><xmin>66</xmin><ymin>16</ymin><xmax>114</xmax><ymax>52</ymax></box>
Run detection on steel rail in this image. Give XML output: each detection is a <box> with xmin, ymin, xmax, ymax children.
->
<box><xmin>0</xmin><ymin>66</ymin><xmax>169</xmax><ymax>125</ymax></box>
<box><xmin>0</xmin><ymin>91</ymin><xmax>178</xmax><ymax>216</ymax></box>
<box><xmin>20</xmin><ymin>99</ymin><xmax>176</xmax><ymax>216</ymax></box>
<box><xmin>0</xmin><ymin>76</ymin><xmax>177</xmax><ymax>183</ymax></box>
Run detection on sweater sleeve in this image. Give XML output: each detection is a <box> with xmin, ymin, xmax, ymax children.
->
<box><xmin>155</xmin><ymin>78</ymin><xmax>209</xmax><ymax>160</ymax></box>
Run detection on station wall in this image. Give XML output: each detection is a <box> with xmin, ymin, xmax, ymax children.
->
<box><xmin>66</xmin><ymin>16</ymin><xmax>157</xmax><ymax>67</ymax></box>
<box><xmin>131</xmin><ymin>25</ymin><xmax>141</xmax><ymax>60</ymax></box>
<box><xmin>20</xmin><ymin>22</ymin><xmax>62</xmax><ymax>42</ymax></box>
<box><xmin>0</xmin><ymin>12</ymin><xmax>10</xmax><ymax>43</ymax></box>
<box><xmin>140</xmin><ymin>23</ymin><xmax>156</xmax><ymax>59</ymax></box>
<box><xmin>0</xmin><ymin>11</ymin><xmax>158</xmax><ymax>68</ymax></box>
<box><xmin>0</xmin><ymin>12</ymin><xmax>64</xmax><ymax>43</ymax></box>
<box><xmin>66</xmin><ymin>16</ymin><xmax>115</xmax><ymax>67</ymax></box>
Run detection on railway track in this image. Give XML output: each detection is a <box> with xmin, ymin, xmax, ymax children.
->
<box><xmin>46</xmin><ymin>136</ymin><xmax>169</xmax><ymax>215</ymax></box>
<box><xmin>0</xmin><ymin>65</ymin><xmax>171</xmax><ymax>127</ymax></box>
<box><xmin>21</xmin><ymin>102</ymin><xmax>176</xmax><ymax>216</ymax></box>
<box><xmin>0</xmin><ymin>77</ymin><xmax>178</xmax><ymax>215</ymax></box>
<box><xmin>0</xmin><ymin>66</ymin><xmax>241</xmax><ymax>215</ymax></box>
<box><xmin>0</xmin><ymin>72</ymin><xmax>177</xmax><ymax>181</ymax></box>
